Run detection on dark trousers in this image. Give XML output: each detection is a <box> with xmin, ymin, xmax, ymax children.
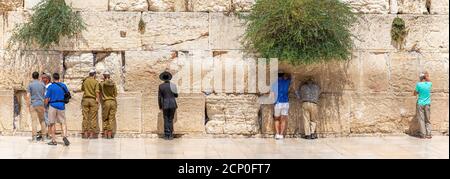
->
<box><xmin>163</xmin><ymin>108</ymin><xmax>176</xmax><ymax>137</ymax></box>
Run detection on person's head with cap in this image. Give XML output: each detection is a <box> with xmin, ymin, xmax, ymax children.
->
<box><xmin>160</xmin><ymin>71</ymin><xmax>173</xmax><ymax>82</ymax></box>
<box><xmin>89</xmin><ymin>68</ymin><xmax>96</xmax><ymax>77</ymax></box>
<box><xmin>103</xmin><ymin>70</ymin><xmax>111</xmax><ymax>79</ymax></box>
<box><xmin>41</xmin><ymin>72</ymin><xmax>51</xmax><ymax>84</ymax></box>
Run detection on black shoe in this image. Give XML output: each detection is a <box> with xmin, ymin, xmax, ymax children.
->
<box><xmin>168</xmin><ymin>136</ymin><xmax>174</xmax><ymax>140</ymax></box>
<box><xmin>311</xmin><ymin>134</ymin><xmax>318</xmax><ymax>139</ymax></box>
<box><xmin>303</xmin><ymin>135</ymin><xmax>312</xmax><ymax>140</ymax></box>
<box><xmin>36</xmin><ymin>135</ymin><xmax>43</xmax><ymax>141</ymax></box>
<box><xmin>63</xmin><ymin>137</ymin><xmax>70</xmax><ymax>146</ymax></box>
<box><xmin>47</xmin><ymin>141</ymin><xmax>57</xmax><ymax>146</ymax></box>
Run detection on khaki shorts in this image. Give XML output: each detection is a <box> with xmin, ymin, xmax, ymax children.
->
<box><xmin>48</xmin><ymin>106</ymin><xmax>66</xmax><ymax>124</ymax></box>
<box><xmin>274</xmin><ymin>103</ymin><xmax>290</xmax><ymax>117</ymax></box>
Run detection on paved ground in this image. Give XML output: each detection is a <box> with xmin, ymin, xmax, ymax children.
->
<box><xmin>0</xmin><ymin>136</ymin><xmax>448</xmax><ymax>159</ymax></box>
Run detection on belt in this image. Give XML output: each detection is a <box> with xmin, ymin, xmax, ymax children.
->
<box><xmin>302</xmin><ymin>101</ymin><xmax>317</xmax><ymax>104</ymax></box>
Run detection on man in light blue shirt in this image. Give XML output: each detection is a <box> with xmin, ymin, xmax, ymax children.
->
<box><xmin>414</xmin><ymin>72</ymin><xmax>433</xmax><ymax>139</ymax></box>
<box><xmin>27</xmin><ymin>72</ymin><xmax>47</xmax><ymax>141</ymax></box>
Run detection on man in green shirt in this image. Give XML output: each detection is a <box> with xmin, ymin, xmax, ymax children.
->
<box><xmin>81</xmin><ymin>69</ymin><xmax>100</xmax><ymax>139</ymax></box>
<box><xmin>414</xmin><ymin>71</ymin><xmax>433</xmax><ymax>139</ymax></box>
<box><xmin>100</xmin><ymin>71</ymin><xmax>118</xmax><ymax>139</ymax></box>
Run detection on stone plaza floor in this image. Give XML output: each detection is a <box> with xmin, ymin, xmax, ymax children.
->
<box><xmin>0</xmin><ymin>136</ymin><xmax>448</xmax><ymax>159</ymax></box>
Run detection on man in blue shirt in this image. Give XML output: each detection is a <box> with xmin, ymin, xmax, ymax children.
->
<box><xmin>271</xmin><ymin>72</ymin><xmax>292</xmax><ymax>140</ymax></box>
<box><xmin>27</xmin><ymin>72</ymin><xmax>47</xmax><ymax>141</ymax></box>
<box><xmin>45</xmin><ymin>73</ymin><xmax>70</xmax><ymax>146</ymax></box>
<box><xmin>414</xmin><ymin>72</ymin><xmax>433</xmax><ymax>139</ymax></box>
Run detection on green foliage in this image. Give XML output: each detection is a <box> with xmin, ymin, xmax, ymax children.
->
<box><xmin>10</xmin><ymin>0</ymin><xmax>86</xmax><ymax>49</ymax></box>
<box><xmin>242</xmin><ymin>0</ymin><xmax>357</xmax><ymax>65</ymax></box>
<box><xmin>138</xmin><ymin>16</ymin><xmax>146</xmax><ymax>34</ymax></box>
<box><xmin>391</xmin><ymin>17</ymin><xmax>407</xmax><ymax>49</ymax></box>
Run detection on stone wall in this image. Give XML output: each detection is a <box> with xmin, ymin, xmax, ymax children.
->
<box><xmin>0</xmin><ymin>0</ymin><xmax>448</xmax><ymax>136</ymax></box>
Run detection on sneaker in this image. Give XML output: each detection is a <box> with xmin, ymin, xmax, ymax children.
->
<box><xmin>36</xmin><ymin>135</ymin><xmax>43</xmax><ymax>141</ymax></box>
<box><xmin>63</xmin><ymin>137</ymin><xmax>70</xmax><ymax>146</ymax></box>
<box><xmin>303</xmin><ymin>135</ymin><xmax>312</xmax><ymax>140</ymax></box>
<box><xmin>275</xmin><ymin>134</ymin><xmax>280</xmax><ymax>140</ymax></box>
<box><xmin>279</xmin><ymin>135</ymin><xmax>284</xmax><ymax>140</ymax></box>
<box><xmin>31</xmin><ymin>136</ymin><xmax>38</xmax><ymax>142</ymax></box>
<box><xmin>426</xmin><ymin>135</ymin><xmax>433</xmax><ymax>139</ymax></box>
<box><xmin>311</xmin><ymin>133</ymin><xmax>318</xmax><ymax>140</ymax></box>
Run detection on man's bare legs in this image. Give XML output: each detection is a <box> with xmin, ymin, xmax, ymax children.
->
<box><xmin>274</xmin><ymin>116</ymin><xmax>281</xmax><ymax>136</ymax></box>
<box><xmin>280</xmin><ymin>115</ymin><xmax>288</xmax><ymax>137</ymax></box>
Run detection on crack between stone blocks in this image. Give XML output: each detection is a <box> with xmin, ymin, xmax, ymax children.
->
<box><xmin>163</xmin><ymin>32</ymin><xmax>210</xmax><ymax>47</ymax></box>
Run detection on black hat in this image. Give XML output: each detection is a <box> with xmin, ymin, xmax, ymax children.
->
<box><xmin>159</xmin><ymin>71</ymin><xmax>173</xmax><ymax>81</ymax></box>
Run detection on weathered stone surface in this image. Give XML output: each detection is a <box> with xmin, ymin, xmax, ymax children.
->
<box><xmin>124</xmin><ymin>50</ymin><xmax>175</xmax><ymax>95</ymax></box>
<box><xmin>0</xmin><ymin>0</ymin><xmax>23</xmax><ymax>11</ymax></box>
<box><xmin>142</xmin><ymin>96</ymin><xmax>159</xmax><ymax>133</ymax></box>
<box><xmin>109</xmin><ymin>0</ymin><xmax>149</xmax><ymax>11</ymax></box>
<box><xmin>390</xmin><ymin>52</ymin><xmax>421</xmax><ymax>93</ymax></box>
<box><xmin>77</xmin><ymin>12</ymin><xmax>141</xmax><ymax>51</ymax></box>
<box><xmin>205</xmin><ymin>94</ymin><xmax>259</xmax><ymax>135</ymax></box>
<box><xmin>148</xmin><ymin>0</ymin><xmax>188</xmax><ymax>12</ymax></box>
<box><xmin>0</xmin><ymin>50</ymin><xmax>62</xmax><ymax>90</ymax></box>
<box><xmin>350</xmin><ymin>93</ymin><xmax>418</xmax><ymax>134</ymax></box>
<box><xmin>63</xmin><ymin>52</ymin><xmax>94</xmax><ymax>93</ymax></box>
<box><xmin>191</xmin><ymin>0</ymin><xmax>231</xmax><ymax>12</ymax></box>
<box><xmin>403</xmin><ymin>15</ymin><xmax>449</xmax><ymax>52</ymax></box>
<box><xmin>430</xmin><ymin>0</ymin><xmax>449</xmax><ymax>14</ymax></box>
<box><xmin>209</xmin><ymin>13</ymin><xmax>246</xmax><ymax>50</ymax></box>
<box><xmin>419</xmin><ymin>53</ymin><xmax>449</xmax><ymax>93</ymax></box>
<box><xmin>341</xmin><ymin>0</ymin><xmax>390</xmax><ymax>14</ymax></box>
<box><xmin>115</xmin><ymin>92</ymin><xmax>142</xmax><ymax>132</ymax></box>
<box><xmin>0</xmin><ymin>90</ymin><xmax>14</xmax><ymax>132</ymax></box>
<box><xmin>352</xmin><ymin>14</ymin><xmax>449</xmax><ymax>52</ymax></box>
<box><xmin>0</xmin><ymin>13</ymin><xmax>4</xmax><ymax>49</ymax></box>
<box><xmin>430</xmin><ymin>95</ymin><xmax>450</xmax><ymax>133</ymax></box>
<box><xmin>396</xmin><ymin>0</ymin><xmax>428</xmax><ymax>14</ymax></box>
<box><xmin>360</xmin><ymin>52</ymin><xmax>390</xmax><ymax>92</ymax></box>
<box><xmin>232</xmin><ymin>0</ymin><xmax>255</xmax><ymax>12</ymax></box>
<box><xmin>25</xmin><ymin>0</ymin><xmax>109</xmax><ymax>11</ymax></box>
<box><xmin>64</xmin><ymin>93</ymin><xmax>83</xmax><ymax>131</ymax></box>
<box><xmin>140</xmin><ymin>12</ymin><xmax>209</xmax><ymax>51</ymax></box>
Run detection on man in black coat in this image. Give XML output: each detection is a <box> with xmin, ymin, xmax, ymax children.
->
<box><xmin>158</xmin><ymin>71</ymin><xmax>178</xmax><ymax>140</ymax></box>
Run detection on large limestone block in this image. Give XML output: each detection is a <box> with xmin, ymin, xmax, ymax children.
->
<box><xmin>109</xmin><ymin>0</ymin><xmax>149</xmax><ymax>11</ymax></box>
<box><xmin>25</xmin><ymin>0</ymin><xmax>109</xmax><ymax>11</ymax></box>
<box><xmin>148</xmin><ymin>0</ymin><xmax>189</xmax><ymax>12</ymax></box>
<box><xmin>63</xmin><ymin>52</ymin><xmax>94</xmax><ymax>93</ymax></box>
<box><xmin>350</xmin><ymin>93</ymin><xmax>418</xmax><ymax>134</ymax></box>
<box><xmin>360</xmin><ymin>52</ymin><xmax>390</xmax><ymax>92</ymax></box>
<box><xmin>351</xmin><ymin>15</ymin><xmax>396</xmax><ymax>51</ymax></box>
<box><xmin>341</xmin><ymin>0</ymin><xmax>390</xmax><ymax>14</ymax></box>
<box><xmin>0</xmin><ymin>0</ymin><xmax>23</xmax><ymax>11</ymax></box>
<box><xmin>0</xmin><ymin>13</ymin><xmax>4</xmax><ymax>49</ymax></box>
<box><xmin>77</xmin><ymin>12</ymin><xmax>141</xmax><ymax>51</ymax></box>
<box><xmin>419</xmin><ymin>53</ymin><xmax>449</xmax><ymax>93</ymax></box>
<box><xmin>352</xmin><ymin>14</ymin><xmax>449</xmax><ymax>52</ymax></box>
<box><xmin>0</xmin><ymin>90</ymin><xmax>14</xmax><ymax>132</ymax></box>
<box><xmin>403</xmin><ymin>15</ymin><xmax>449</xmax><ymax>52</ymax></box>
<box><xmin>232</xmin><ymin>0</ymin><xmax>255</xmax><ymax>12</ymax></box>
<box><xmin>389</xmin><ymin>52</ymin><xmax>421</xmax><ymax>93</ymax></box>
<box><xmin>209</xmin><ymin>13</ymin><xmax>246</xmax><ymax>50</ymax></box>
<box><xmin>205</xmin><ymin>94</ymin><xmax>260</xmax><ymax>135</ymax></box>
<box><xmin>318</xmin><ymin>93</ymin><xmax>353</xmax><ymax>135</ymax></box>
<box><xmin>165</xmin><ymin>94</ymin><xmax>206</xmax><ymax>134</ymax></box>
<box><xmin>430</xmin><ymin>0</ymin><xmax>449</xmax><ymax>14</ymax></box>
<box><xmin>115</xmin><ymin>92</ymin><xmax>142</xmax><ymax>132</ymax></box>
<box><xmin>142</xmin><ymin>96</ymin><xmax>159</xmax><ymax>133</ymax></box>
<box><xmin>140</xmin><ymin>12</ymin><xmax>209</xmax><ymax>51</ymax></box>
<box><xmin>124</xmin><ymin>50</ymin><xmax>176</xmax><ymax>95</ymax></box>
<box><xmin>396</xmin><ymin>0</ymin><xmax>428</xmax><ymax>14</ymax></box>
<box><xmin>0</xmin><ymin>50</ymin><xmax>62</xmax><ymax>90</ymax></box>
<box><xmin>429</xmin><ymin>95</ymin><xmax>449</xmax><ymax>133</ymax></box>
<box><xmin>191</xmin><ymin>0</ymin><xmax>231</xmax><ymax>12</ymax></box>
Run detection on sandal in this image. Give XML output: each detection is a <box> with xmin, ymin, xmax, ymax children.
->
<box><xmin>47</xmin><ymin>141</ymin><xmax>57</xmax><ymax>146</ymax></box>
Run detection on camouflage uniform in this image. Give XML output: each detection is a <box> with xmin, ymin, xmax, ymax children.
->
<box><xmin>100</xmin><ymin>79</ymin><xmax>118</xmax><ymax>139</ymax></box>
<box><xmin>81</xmin><ymin>76</ymin><xmax>100</xmax><ymax>137</ymax></box>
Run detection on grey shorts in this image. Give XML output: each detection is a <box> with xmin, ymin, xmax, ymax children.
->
<box><xmin>48</xmin><ymin>106</ymin><xmax>66</xmax><ymax>124</ymax></box>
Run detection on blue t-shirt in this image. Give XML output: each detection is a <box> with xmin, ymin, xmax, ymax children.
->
<box><xmin>45</xmin><ymin>82</ymin><xmax>69</xmax><ymax>110</ymax></box>
<box><xmin>416</xmin><ymin>82</ymin><xmax>432</xmax><ymax>106</ymax></box>
<box><xmin>27</xmin><ymin>80</ymin><xmax>45</xmax><ymax>107</ymax></box>
<box><xmin>272</xmin><ymin>78</ymin><xmax>291</xmax><ymax>104</ymax></box>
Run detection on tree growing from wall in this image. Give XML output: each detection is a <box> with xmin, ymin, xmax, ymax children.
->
<box><xmin>10</xmin><ymin>0</ymin><xmax>86</xmax><ymax>49</ymax></box>
<box><xmin>242</xmin><ymin>0</ymin><xmax>357</xmax><ymax>65</ymax></box>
